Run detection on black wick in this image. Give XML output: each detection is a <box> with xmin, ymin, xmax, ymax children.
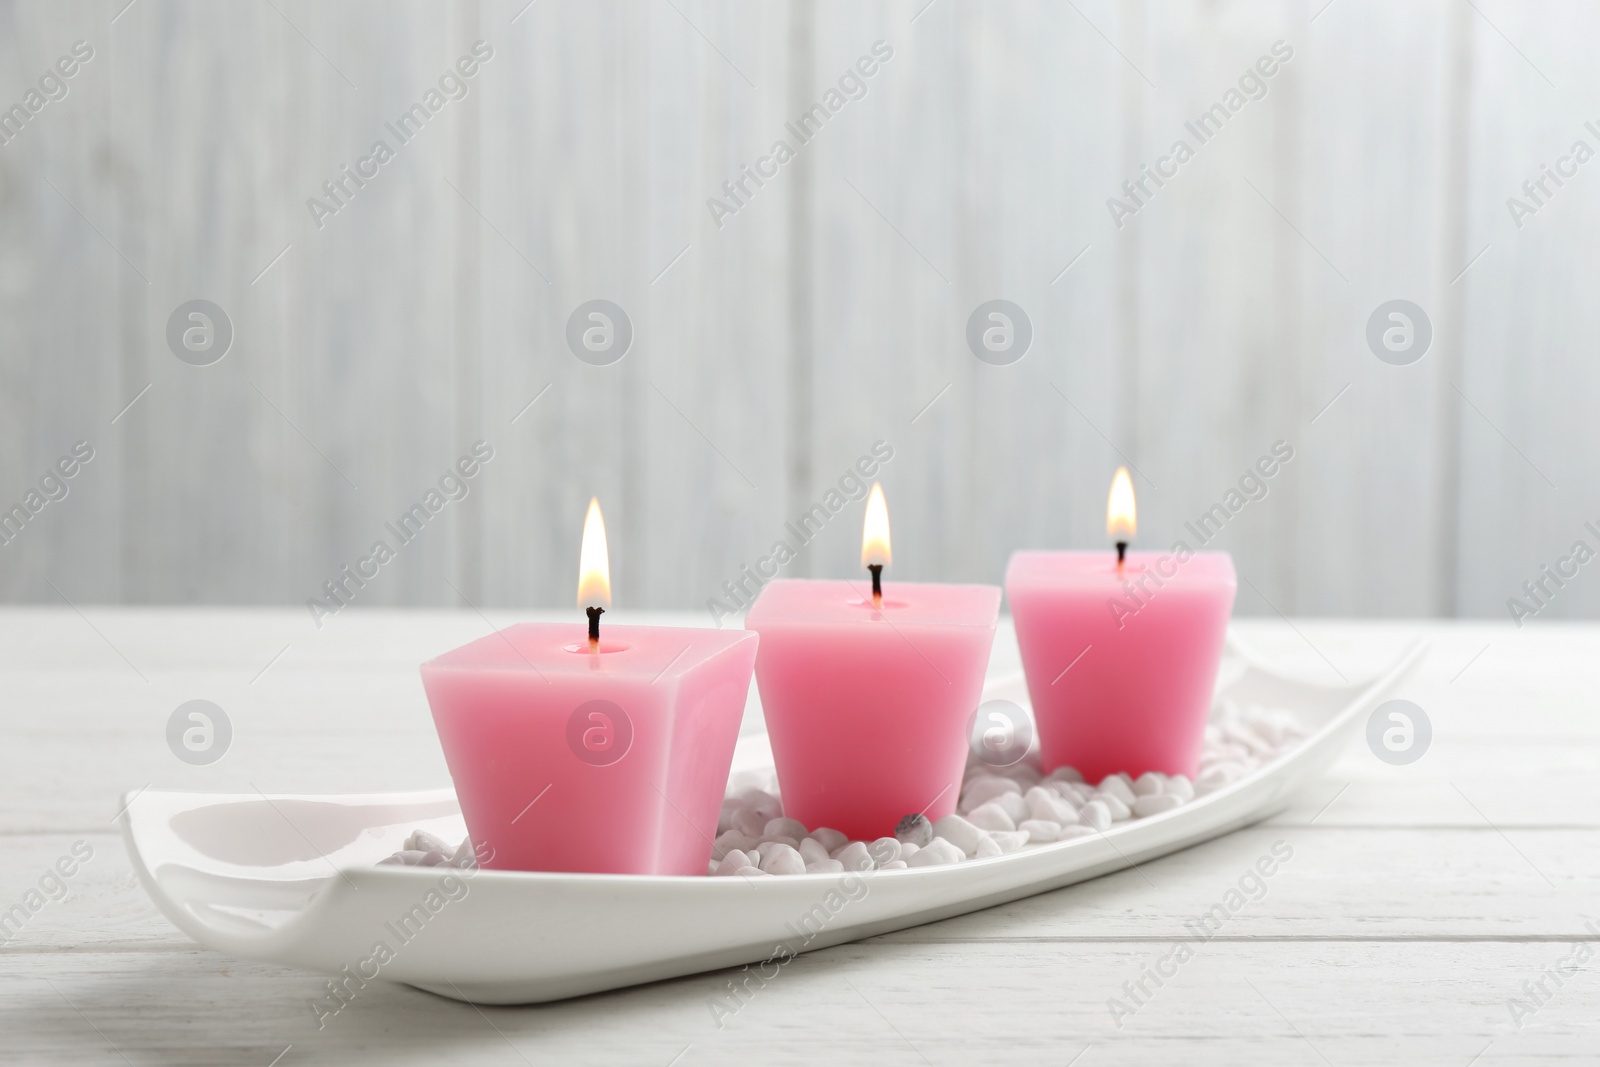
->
<box><xmin>868</xmin><ymin>563</ymin><xmax>883</xmax><ymax>602</ymax></box>
<box><xmin>1116</xmin><ymin>541</ymin><xmax>1128</xmax><ymax>566</ymax></box>
<box><xmin>586</xmin><ymin>605</ymin><xmax>605</xmax><ymax>646</ymax></box>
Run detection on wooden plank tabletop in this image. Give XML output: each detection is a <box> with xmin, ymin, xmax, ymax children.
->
<box><xmin>1</xmin><ymin>609</ymin><xmax>1596</xmax><ymax>1064</ymax></box>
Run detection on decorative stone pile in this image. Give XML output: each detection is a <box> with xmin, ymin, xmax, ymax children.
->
<box><xmin>377</xmin><ymin>829</ymin><xmax>480</xmax><ymax>869</ymax></box>
<box><xmin>377</xmin><ymin>700</ymin><xmax>1305</xmax><ymax>874</ymax></box>
<box><xmin>707</xmin><ymin>698</ymin><xmax>1305</xmax><ymax>877</ymax></box>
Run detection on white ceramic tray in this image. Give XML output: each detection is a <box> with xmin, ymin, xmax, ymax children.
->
<box><xmin>121</xmin><ymin>638</ymin><xmax>1425</xmax><ymax>1005</ymax></box>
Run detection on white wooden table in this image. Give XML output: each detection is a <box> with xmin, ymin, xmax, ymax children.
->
<box><xmin>2</xmin><ymin>609</ymin><xmax>1595</xmax><ymax>1064</ymax></box>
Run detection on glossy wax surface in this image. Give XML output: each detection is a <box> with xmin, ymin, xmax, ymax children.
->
<box><xmin>420</xmin><ymin>623</ymin><xmax>757</xmax><ymax>875</ymax></box>
<box><xmin>1006</xmin><ymin>550</ymin><xmax>1235</xmax><ymax>782</ymax></box>
<box><xmin>745</xmin><ymin>579</ymin><xmax>1000</xmax><ymax>840</ymax></box>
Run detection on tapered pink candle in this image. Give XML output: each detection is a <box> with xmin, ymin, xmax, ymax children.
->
<box><xmin>747</xmin><ymin>485</ymin><xmax>1000</xmax><ymax>840</ymax></box>
<box><xmin>1006</xmin><ymin>469</ymin><xmax>1235</xmax><ymax>782</ymax></box>
<box><xmin>421</xmin><ymin>499</ymin><xmax>758</xmax><ymax>875</ymax></box>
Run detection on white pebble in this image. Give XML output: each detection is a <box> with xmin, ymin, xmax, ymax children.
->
<box><xmin>1094</xmin><ymin>793</ymin><xmax>1132</xmax><ymax>821</ymax></box>
<box><xmin>405</xmin><ymin>831</ymin><xmax>453</xmax><ymax>855</ymax></box>
<box><xmin>1080</xmin><ymin>800</ymin><xmax>1111</xmax><ymax>831</ymax></box>
<box><xmin>713</xmin><ymin>831</ymin><xmax>758</xmax><ymax>860</ymax></box>
<box><xmin>1261</xmin><ymin>711</ymin><xmax>1302</xmax><ymax>744</ymax></box>
<box><xmin>418</xmin><ymin>850</ymin><xmax>449</xmax><ymax>867</ymax></box>
<box><xmin>451</xmin><ymin>839</ymin><xmax>478</xmax><ymax>868</ymax></box>
<box><xmin>907</xmin><ymin>838</ymin><xmax>965</xmax><ymax>867</ymax></box>
<box><xmin>376</xmin><ymin>855</ymin><xmax>407</xmax><ymax>866</ymax></box>
<box><xmin>868</xmin><ymin>837</ymin><xmax>902</xmax><ymax>866</ymax></box>
<box><xmin>991</xmin><ymin>830</ymin><xmax>1029</xmax><ymax>853</ymax></box>
<box><xmin>997</xmin><ymin>764</ymin><xmax>1043</xmax><ymax>787</ymax></box>
<box><xmin>714</xmin><ymin>851</ymin><xmax>752</xmax><ymax>876</ymax></box>
<box><xmin>834</xmin><ymin>841</ymin><xmax>874</xmax><ymax>871</ymax></box>
<box><xmin>1057</xmin><ymin>825</ymin><xmax>1098</xmax><ymax>840</ymax></box>
<box><xmin>717</xmin><ymin>799</ymin><xmax>740</xmax><ymax>835</ymax></box>
<box><xmin>759</xmin><ymin>844</ymin><xmax>805</xmax><ymax>876</ymax></box>
<box><xmin>1206</xmin><ymin>761</ymin><xmax>1249</xmax><ymax>782</ymax></box>
<box><xmin>1050</xmin><ymin>781</ymin><xmax>1092</xmax><ymax>805</ymax></box>
<box><xmin>1019</xmin><ymin>819</ymin><xmax>1061</xmax><ymax>843</ymax></box>
<box><xmin>731</xmin><ymin>808</ymin><xmax>768</xmax><ymax>837</ymax></box>
<box><xmin>798</xmin><ymin>838</ymin><xmax>831</xmax><ymax>866</ymax></box>
<box><xmin>974</xmin><ymin>835</ymin><xmax>1003</xmax><ymax>858</ymax></box>
<box><xmin>994</xmin><ymin>791</ymin><xmax>1030</xmax><ymax>824</ymax></box>
<box><xmin>1047</xmin><ymin>766</ymin><xmax>1085</xmax><ymax>783</ymax></box>
<box><xmin>756</xmin><ymin>841</ymin><xmax>797</xmax><ymax>864</ymax></box>
<box><xmin>877</xmin><ymin>860</ymin><xmax>908</xmax><ymax>870</ymax></box>
<box><xmin>960</xmin><ymin>776</ymin><xmax>1022</xmax><ymax>810</ymax></box>
<box><xmin>735</xmin><ymin>865</ymin><xmax>769</xmax><ymax>877</ymax></box>
<box><xmin>1133</xmin><ymin>794</ymin><xmax>1186</xmax><ymax>817</ymax></box>
<box><xmin>1025</xmin><ymin>787</ymin><xmax>1078</xmax><ymax>825</ymax></box>
<box><xmin>764</xmin><ymin>817</ymin><xmax>808</xmax><ymax>840</ymax></box>
<box><xmin>1222</xmin><ymin>720</ymin><xmax>1274</xmax><ymax>757</ymax></box>
<box><xmin>759</xmin><ymin>834</ymin><xmax>802</xmax><ymax>851</ymax></box>
<box><xmin>809</xmin><ymin>827</ymin><xmax>848</xmax><ymax>852</ymax></box>
<box><xmin>1133</xmin><ymin>772</ymin><xmax>1166</xmax><ymax>797</ymax></box>
<box><xmin>899</xmin><ymin>841</ymin><xmax>921</xmax><ymax>859</ymax></box>
<box><xmin>1097</xmin><ymin>776</ymin><xmax>1137</xmax><ymax>806</ymax></box>
<box><xmin>966</xmin><ymin>802</ymin><xmax>1017</xmax><ymax>832</ymax></box>
<box><xmin>1195</xmin><ymin>763</ymin><xmax>1247</xmax><ymax>795</ymax></box>
<box><xmin>737</xmin><ymin>788</ymin><xmax>783</xmax><ymax>819</ymax></box>
<box><xmin>932</xmin><ymin>814</ymin><xmax>985</xmax><ymax>857</ymax></box>
<box><xmin>805</xmin><ymin>859</ymin><xmax>845</xmax><ymax>874</ymax></box>
<box><xmin>1166</xmin><ymin>775</ymin><xmax>1195</xmax><ymax>801</ymax></box>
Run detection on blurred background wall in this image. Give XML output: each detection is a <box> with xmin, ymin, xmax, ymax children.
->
<box><xmin>0</xmin><ymin>0</ymin><xmax>1593</xmax><ymax>621</ymax></box>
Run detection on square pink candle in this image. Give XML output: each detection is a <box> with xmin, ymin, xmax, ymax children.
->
<box><xmin>746</xmin><ymin>579</ymin><xmax>1000</xmax><ymax>840</ymax></box>
<box><xmin>1006</xmin><ymin>550</ymin><xmax>1235</xmax><ymax>782</ymax></box>
<box><xmin>421</xmin><ymin>623</ymin><xmax>757</xmax><ymax>875</ymax></box>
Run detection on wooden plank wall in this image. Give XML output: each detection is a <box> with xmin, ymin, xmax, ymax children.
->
<box><xmin>0</xmin><ymin>0</ymin><xmax>1592</xmax><ymax>621</ymax></box>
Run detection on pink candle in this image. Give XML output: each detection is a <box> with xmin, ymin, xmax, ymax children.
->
<box><xmin>1006</xmin><ymin>470</ymin><xmax>1235</xmax><ymax>782</ymax></box>
<box><xmin>420</xmin><ymin>500</ymin><xmax>758</xmax><ymax>875</ymax></box>
<box><xmin>746</xmin><ymin>485</ymin><xmax>1000</xmax><ymax>840</ymax></box>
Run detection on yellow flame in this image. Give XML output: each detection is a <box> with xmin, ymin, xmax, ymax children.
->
<box><xmin>576</xmin><ymin>497</ymin><xmax>611</xmax><ymax>608</ymax></box>
<box><xmin>861</xmin><ymin>482</ymin><xmax>892</xmax><ymax>568</ymax></box>
<box><xmin>1107</xmin><ymin>467</ymin><xmax>1137</xmax><ymax>542</ymax></box>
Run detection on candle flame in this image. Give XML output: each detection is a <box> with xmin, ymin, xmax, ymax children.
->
<box><xmin>861</xmin><ymin>482</ymin><xmax>892</xmax><ymax>568</ymax></box>
<box><xmin>577</xmin><ymin>497</ymin><xmax>611</xmax><ymax>609</ymax></box>
<box><xmin>1107</xmin><ymin>467</ymin><xmax>1136</xmax><ymax>542</ymax></box>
